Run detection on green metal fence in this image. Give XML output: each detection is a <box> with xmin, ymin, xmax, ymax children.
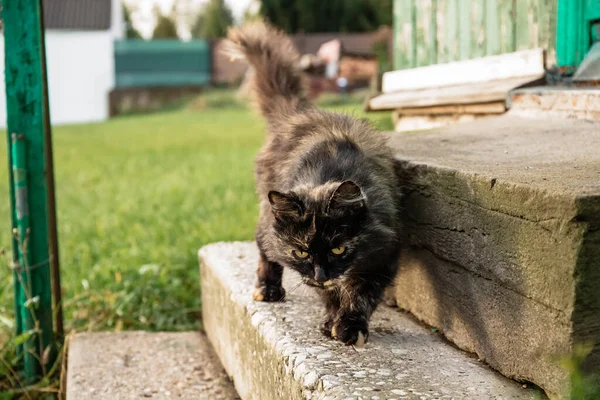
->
<box><xmin>114</xmin><ymin>39</ymin><xmax>212</xmax><ymax>88</ymax></box>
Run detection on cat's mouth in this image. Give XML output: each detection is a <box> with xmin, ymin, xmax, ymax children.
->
<box><xmin>301</xmin><ymin>276</ymin><xmax>337</xmax><ymax>290</ymax></box>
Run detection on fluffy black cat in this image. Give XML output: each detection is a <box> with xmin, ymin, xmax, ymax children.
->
<box><xmin>226</xmin><ymin>21</ymin><xmax>401</xmax><ymax>346</ymax></box>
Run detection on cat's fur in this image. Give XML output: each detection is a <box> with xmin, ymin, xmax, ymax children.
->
<box><xmin>226</xmin><ymin>22</ymin><xmax>401</xmax><ymax>346</ymax></box>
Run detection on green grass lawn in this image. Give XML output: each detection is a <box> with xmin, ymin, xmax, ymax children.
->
<box><xmin>0</xmin><ymin>90</ymin><xmax>393</xmax><ymax>343</ymax></box>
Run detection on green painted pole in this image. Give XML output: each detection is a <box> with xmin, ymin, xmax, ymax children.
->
<box><xmin>11</xmin><ymin>134</ymin><xmax>34</xmax><ymax>374</ymax></box>
<box><xmin>3</xmin><ymin>1</ymin><xmax>56</xmax><ymax>381</ymax></box>
<box><xmin>10</xmin><ymin>138</ymin><xmax>23</xmax><ymax>358</ymax></box>
<box><xmin>39</xmin><ymin>0</ymin><xmax>64</xmax><ymax>342</ymax></box>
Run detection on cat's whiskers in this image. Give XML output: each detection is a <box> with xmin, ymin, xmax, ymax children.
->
<box><xmin>285</xmin><ymin>281</ymin><xmax>304</xmax><ymax>298</ymax></box>
<box><xmin>300</xmin><ymin>284</ymin><xmax>309</xmax><ymax>298</ymax></box>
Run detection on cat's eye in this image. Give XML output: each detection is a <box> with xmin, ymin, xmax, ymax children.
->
<box><xmin>292</xmin><ymin>249</ymin><xmax>309</xmax><ymax>259</ymax></box>
<box><xmin>331</xmin><ymin>246</ymin><xmax>346</xmax><ymax>255</ymax></box>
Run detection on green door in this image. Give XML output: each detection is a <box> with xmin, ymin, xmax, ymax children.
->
<box><xmin>588</xmin><ymin>0</ymin><xmax>600</xmax><ymax>40</ymax></box>
<box><xmin>556</xmin><ymin>0</ymin><xmax>600</xmax><ymax>71</ymax></box>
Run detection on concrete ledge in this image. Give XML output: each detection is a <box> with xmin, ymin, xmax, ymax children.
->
<box><xmin>66</xmin><ymin>331</ymin><xmax>238</xmax><ymax>399</ymax></box>
<box><xmin>389</xmin><ymin>114</ymin><xmax>600</xmax><ymax>399</ymax></box>
<box><xmin>509</xmin><ymin>87</ymin><xmax>600</xmax><ymax>121</ymax></box>
<box><xmin>199</xmin><ymin>242</ymin><xmax>534</xmax><ymax>400</ymax></box>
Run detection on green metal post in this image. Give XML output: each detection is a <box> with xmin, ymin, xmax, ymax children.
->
<box><xmin>39</xmin><ymin>0</ymin><xmax>64</xmax><ymax>341</ymax></box>
<box><xmin>11</xmin><ymin>134</ymin><xmax>34</xmax><ymax>373</ymax></box>
<box><xmin>10</xmin><ymin>139</ymin><xmax>23</xmax><ymax>358</ymax></box>
<box><xmin>3</xmin><ymin>1</ymin><xmax>56</xmax><ymax>381</ymax></box>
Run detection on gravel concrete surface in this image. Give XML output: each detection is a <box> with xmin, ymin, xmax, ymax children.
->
<box><xmin>67</xmin><ymin>331</ymin><xmax>239</xmax><ymax>399</ymax></box>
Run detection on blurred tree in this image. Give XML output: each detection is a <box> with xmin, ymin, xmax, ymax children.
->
<box><xmin>152</xmin><ymin>5</ymin><xmax>179</xmax><ymax>39</ymax></box>
<box><xmin>191</xmin><ymin>0</ymin><xmax>234</xmax><ymax>39</ymax></box>
<box><xmin>242</xmin><ymin>0</ymin><xmax>262</xmax><ymax>23</ymax></box>
<box><xmin>260</xmin><ymin>0</ymin><xmax>392</xmax><ymax>33</ymax></box>
<box><xmin>123</xmin><ymin>3</ymin><xmax>142</xmax><ymax>39</ymax></box>
<box><xmin>260</xmin><ymin>0</ymin><xmax>298</xmax><ymax>33</ymax></box>
<box><xmin>372</xmin><ymin>26</ymin><xmax>393</xmax><ymax>73</ymax></box>
<box><xmin>369</xmin><ymin>0</ymin><xmax>394</xmax><ymax>27</ymax></box>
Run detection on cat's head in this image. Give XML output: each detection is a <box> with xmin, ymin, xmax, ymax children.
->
<box><xmin>268</xmin><ymin>181</ymin><xmax>368</xmax><ymax>287</ymax></box>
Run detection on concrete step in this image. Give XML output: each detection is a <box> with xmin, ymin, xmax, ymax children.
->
<box><xmin>509</xmin><ymin>87</ymin><xmax>600</xmax><ymax>121</ymax></box>
<box><xmin>199</xmin><ymin>242</ymin><xmax>536</xmax><ymax>400</ymax></box>
<box><xmin>388</xmin><ymin>114</ymin><xmax>600</xmax><ymax>399</ymax></box>
<box><xmin>67</xmin><ymin>331</ymin><xmax>239</xmax><ymax>399</ymax></box>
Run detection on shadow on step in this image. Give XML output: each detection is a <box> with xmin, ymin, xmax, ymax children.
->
<box><xmin>393</xmin><ymin>159</ymin><xmax>577</xmax><ymax>398</ymax></box>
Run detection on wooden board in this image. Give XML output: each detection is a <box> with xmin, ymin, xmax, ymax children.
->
<box><xmin>368</xmin><ymin>75</ymin><xmax>541</xmax><ymax>111</ymax></box>
<box><xmin>382</xmin><ymin>48</ymin><xmax>545</xmax><ymax>94</ymax></box>
<box><xmin>393</xmin><ymin>101</ymin><xmax>506</xmax><ymax>115</ymax></box>
<box><xmin>394</xmin><ymin>0</ymin><xmax>416</xmax><ymax>69</ymax></box>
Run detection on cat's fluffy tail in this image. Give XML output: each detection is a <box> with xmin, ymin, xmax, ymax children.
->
<box><xmin>225</xmin><ymin>21</ymin><xmax>306</xmax><ymax>120</ymax></box>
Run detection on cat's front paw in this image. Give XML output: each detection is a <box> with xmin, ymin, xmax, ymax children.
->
<box><xmin>320</xmin><ymin>316</ymin><xmax>335</xmax><ymax>337</ymax></box>
<box><xmin>253</xmin><ymin>284</ymin><xmax>286</xmax><ymax>302</ymax></box>
<box><xmin>331</xmin><ymin>319</ymin><xmax>369</xmax><ymax>347</ymax></box>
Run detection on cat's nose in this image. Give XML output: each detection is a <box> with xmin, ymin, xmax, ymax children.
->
<box><xmin>314</xmin><ymin>266</ymin><xmax>327</xmax><ymax>283</ymax></box>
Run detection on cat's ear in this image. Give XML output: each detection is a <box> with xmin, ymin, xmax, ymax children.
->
<box><xmin>326</xmin><ymin>181</ymin><xmax>365</xmax><ymax>214</ymax></box>
<box><xmin>268</xmin><ymin>191</ymin><xmax>303</xmax><ymax>216</ymax></box>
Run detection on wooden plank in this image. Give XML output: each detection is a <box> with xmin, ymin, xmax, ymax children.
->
<box><xmin>458</xmin><ymin>0</ymin><xmax>471</xmax><ymax>60</ymax></box>
<box><xmin>470</xmin><ymin>0</ymin><xmax>486</xmax><ymax>59</ymax></box>
<box><xmin>485</xmin><ymin>0</ymin><xmax>502</xmax><ymax>56</ymax></box>
<box><xmin>537</xmin><ymin>0</ymin><xmax>548</xmax><ymax>48</ymax></box>
<box><xmin>514</xmin><ymin>0</ymin><xmax>555</xmax><ymax>67</ymax></box>
<box><xmin>539</xmin><ymin>0</ymin><xmax>557</xmax><ymax>66</ymax></box>
<box><xmin>498</xmin><ymin>0</ymin><xmax>516</xmax><ymax>53</ymax></box>
<box><xmin>394</xmin><ymin>0</ymin><xmax>415</xmax><ymax>69</ymax></box>
<box><xmin>443</xmin><ymin>0</ymin><xmax>460</xmax><ymax>63</ymax></box>
<box><xmin>515</xmin><ymin>0</ymin><xmax>536</xmax><ymax>50</ymax></box>
<box><xmin>415</xmin><ymin>0</ymin><xmax>433</xmax><ymax>67</ymax></box>
<box><xmin>382</xmin><ymin>48</ymin><xmax>544</xmax><ymax>93</ymax></box>
<box><xmin>394</xmin><ymin>101</ymin><xmax>506</xmax><ymax>115</ymax></box>
<box><xmin>411</xmin><ymin>0</ymin><xmax>418</xmax><ymax>67</ymax></box>
<box><xmin>430</xmin><ymin>0</ymin><xmax>439</xmax><ymax>66</ymax></box>
<box><xmin>436</xmin><ymin>0</ymin><xmax>448</xmax><ymax>63</ymax></box>
<box><xmin>369</xmin><ymin>75</ymin><xmax>540</xmax><ymax>110</ymax></box>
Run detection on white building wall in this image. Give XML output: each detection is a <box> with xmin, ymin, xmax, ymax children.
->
<box><xmin>112</xmin><ymin>0</ymin><xmax>125</xmax><ymax>39</ymax></box>
<box><xmin>0</xmin><ymin>30</ymin><xmax>114</xmax><ymax>127</ymax></box>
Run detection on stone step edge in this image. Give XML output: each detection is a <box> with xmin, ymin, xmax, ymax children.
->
<box><xmin>199</xmin><ymin>242</ymin><xmax>536</xmax><ymax>400</ymax></box>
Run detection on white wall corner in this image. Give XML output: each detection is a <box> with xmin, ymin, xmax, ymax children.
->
<box><xmin>112</xmin><ymin>0</ymin><xmax>125</xmax><ymax>39</ymax></box>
